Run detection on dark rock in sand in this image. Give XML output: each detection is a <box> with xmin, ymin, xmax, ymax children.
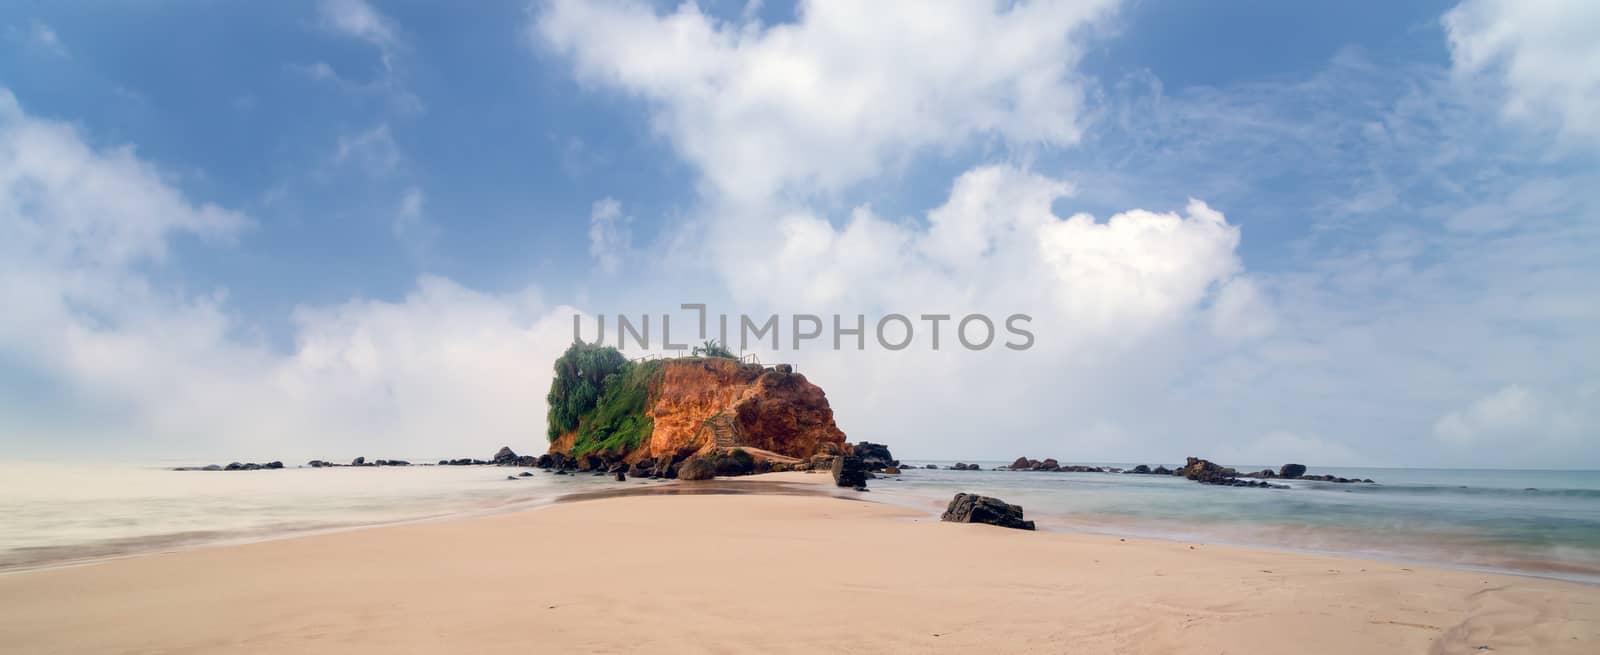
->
<box><xmin>537</xmin><ymin>454</ymin><xmax>554</xmax><ymax>468</ymax></box>
<box><xmin>350</xmin><ymin>456</ymin><xmax>366</xmax><ymax>466</ymax></box>
<box><xmin>677</xmin><ymin>457</ymin><xmax>717</xmax><ymax>481</ymax></box>
<box><xmin>940</xmin><ymin>493</ymin><xmax>1035</xmax><ymax>530</ymax></box>
<box><xmin>492</xmin><ymin>446</ymin><xmax>518</xmax><ymax>465</ymax></box>
<box><xmin>1278</xmin><ymin>463</ymin><xmax>1307</xmax><ymax>479</ymax></box>
<box><xmin>265</xmin><ymin>461</ymin><xmax>284</xmax><ymax>469</ymax></box>
<box><xmin>614</xmin><ymin>471</ymin><xmax>627</xmax><ymax>482</ymax></box>
<box><xmin>712</xmin><ymin>449</ymin><xmax>756</xmax><ymax>476</ymax></box>
<box><xmin>831</xmin><ymin>455</ymin><xmax>867</xmax><ymax>488</ymax></box>
<box><xmin>518</xmin><ymin>471</ymin><xmax>534</xmax><ymax>477</ymax></box>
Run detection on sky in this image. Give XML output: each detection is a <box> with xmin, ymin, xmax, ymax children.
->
<box><xmin>1</xmin><ymin>0</ymin><xmax>1596</xmax><ymax>467</ymax></box>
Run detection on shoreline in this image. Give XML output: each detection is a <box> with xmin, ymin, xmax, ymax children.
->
<box><xmin>6</xmin><ymin>470</ymin><xmax>1600</xmax><ymax>586</ymax></box>
<box><xmin>0</xmin><ymin>470</ymin><xmax>1593</xmax><ymax>650</ymax></box>
<box><xmin>2</xmin><ymin>473</ymin><xmax>1597</xmax><ymax>653</ymax></box>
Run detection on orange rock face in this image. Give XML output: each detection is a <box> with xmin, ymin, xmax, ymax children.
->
<box><xmin>645</xmin><ymin>358</ymin><xmax>846</xmax><ymax>462</ymax></box>
<box><xmin>550</xmin><ymin>357</ymin><xmax>847</xmax><ymax>463</ymax></box>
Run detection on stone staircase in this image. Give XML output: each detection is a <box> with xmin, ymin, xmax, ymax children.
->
<box><xmin>706</xmin><ymin>413</ymin><xmax>738</xmax><ymax>448</ymax></box>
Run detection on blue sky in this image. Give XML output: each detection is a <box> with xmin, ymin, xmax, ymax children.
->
<box><xmin>1</xmin><ymin>1</ymin><xmax>1596</xmax><ymax>466</ymax></box>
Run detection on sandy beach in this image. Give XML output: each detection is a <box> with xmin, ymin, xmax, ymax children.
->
<box><xmin>1</xmin><ymin>473</ymin><xmax>1595</xmax><ymax>655</ymax></box>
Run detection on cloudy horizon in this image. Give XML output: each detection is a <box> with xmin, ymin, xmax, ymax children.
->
<box><xmin>1</xmin><ymin>0</ymin><xmax>1596</xmax><ymax>468</ymax></box>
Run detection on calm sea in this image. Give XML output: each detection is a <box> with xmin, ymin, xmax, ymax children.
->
<box><xmin>3</xmin><ymin>459</ymin><xmax>1597</xmax><ymax>582</ymax></box>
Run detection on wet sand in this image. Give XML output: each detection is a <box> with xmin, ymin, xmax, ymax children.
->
<box><xmin>0</xmin><ymin>472</ymin><xmax>1595</xmax><ymax>654</ymax></box>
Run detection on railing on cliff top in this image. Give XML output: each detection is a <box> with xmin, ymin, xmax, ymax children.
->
<box><xmin>627</xmin><ymin>352</ymin><xmax>766</xmax><ymax>367</ymax></box>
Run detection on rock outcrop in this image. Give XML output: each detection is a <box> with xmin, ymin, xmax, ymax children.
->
<box><xmin>852</xmin><ymin>442</ymin><xmax>897</xmax><ymax>471</ymax></box>
<box><xmin>550</xmin><ymin>357</ymin><xmax>848</xmax><ymax>465</ymax></box>
<box><xmin>940</xmin><ymin>493</ymin><xmax>1035</xmax><ymax>530</ymax></box>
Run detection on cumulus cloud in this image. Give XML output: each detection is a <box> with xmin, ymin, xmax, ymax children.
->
<box><xmin>0</xmin><ymin>89</ymin><xmax>571</xmax><ymax>460</ymax></box>
<box><xmin>534</xmin><ymin>0</ymin><xmax>1119</xmax><ymax>201</ymax></box>
<box><xmin>1444</xmin><ymin>0</ymin><xmax>1600</xmax><ymax>144</ymax></box>
<box><xmin>529</xmin><ymin>1</ymin><xmax>1301</xmax><ymax>463</ymax></box>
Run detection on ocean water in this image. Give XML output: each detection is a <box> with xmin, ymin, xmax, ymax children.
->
<box><xmin>871</xmin><ymin>463</ymin><xmax>1600</xmax><ymax>583</ymax></box>
<box><xmin>0</xmin><ymin>460</ymin><xmax>635</xmax><ymax>571</ymax></box>
<box><xmin>3</xmin><ymin>460</ymin><xmax>1598</xmax><ymax>583</ymax></box>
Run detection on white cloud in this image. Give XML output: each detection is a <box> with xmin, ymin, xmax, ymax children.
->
<box><xmin>1443</xmin><ymin>0</ymin><xmax>1600</xmax><ymax>144</ymax></box>
<box><xmin>333</xmin><ymin>123</ymin><xmax>402</xmax><ymax>175</ymax></box>
<box><xmin>1215</xmin><ymin>431</ymin><xmax>1360</xmax><ymax>468</ymax></box>
<box><xmin>588</xmin><ymin>197</ymin><xmax>632</xmax><ymax>275</ymax></box>
<box><xmin>1434</xmin><ymin>384</ymin><xmax>1538</xmax><ymax>445</ymax></box>
<box><xmin>1431</xmin><ymin>384</ymin><xmax>1596</xmax><ymax>457</ymax></box>
<box><xmin>535</xmin><ymin>0</ymin><xmax>1119</xmax><ymax>202</ymax></box>
<box><xmin>311</xmin><ymin>0</ymin><xmax>423</xmax><ymax>115</ymax></box>
<box><xmin>0</xmin><ymin>89</ymin><xmax>571</xmax><ymax>460</ymax></box>
<box><xmin>27</xmin><ymin>21</ymin><xmax>67</xmax><ymax>57</ymax></box>
<box><xmin>392</xmin><ymin>186</ymin><xmax>436</xmax><ymax>259</ymax></box>
<box><xmin>319</xmin><ymin>0</ymin><xmax>397</xmax><ymax>68</ymax></box>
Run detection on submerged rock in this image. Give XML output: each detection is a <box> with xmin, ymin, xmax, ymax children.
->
<box><xmin>940</xmin><ymin>493</ymin><xmax>1035</xmax><ymax>530</ymax></box>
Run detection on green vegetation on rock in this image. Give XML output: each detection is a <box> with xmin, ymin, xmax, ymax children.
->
<box><xmin>692</xmin><ymin>338</ymin><xmax>735</xmax><ymax>359</ymax></box>
<box><xmin>546</xmin><ymin>342</ymin><xmax>662</xmax><ymax>458</ymax></box>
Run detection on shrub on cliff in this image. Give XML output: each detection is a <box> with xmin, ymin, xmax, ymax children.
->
<box><xmin>570</xmin><ymin>359</ymin><xmax>661</xmax><ymax>457</ymax></box>
<box><xmin>547</xmin><ymin>342</ymin><xmax>628</xmax><ymax>440</ymax></box>
<box><xmin>692</xmin><ymin>339</ymin><xmax>735</xmax><ymax>359</ymax></box>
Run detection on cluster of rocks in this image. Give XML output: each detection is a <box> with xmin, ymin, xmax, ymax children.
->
<box><xmin>174</xmin><ymin>461</ymin><xmax>285</xmax><ymax>471</ymax></box>
<box><xmin>947</xmin><ymin>462</ymin><xmax>983</xmax><ymax>471</ymax></box>
<box><xmin>1167</xmin><ymin>457</ymin><xmax>1375</xmax><ymax>488</ymax></box>
<box><xmin>940</xmin><ymin>492</ymin><xmax>1035</xmax><ymax>530</ymax></box>
<box><xmin>1007</xmin><ymin>457</ymin><xmax>1119</xmax><ymax>473</ymax></box>
<box><xmin>1001</xmin><ymin>456</ymin><xmax>1377</xmax><ymax>489</ymax></box>
<box><xmin>318</xmin><ymin>457</ymin><xmax>413</xmax><ymax>467</ymax></box>
<box><xmin>792</xmin><ymin>441</ymin><xmax>896</xmax><ymax>475</ymax></box>
<box><xmin>1236</xmin><ymin>463</ymin><xmax>1374</xmax><ymax>484</ymax></box>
